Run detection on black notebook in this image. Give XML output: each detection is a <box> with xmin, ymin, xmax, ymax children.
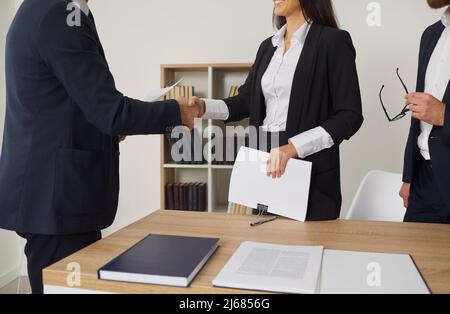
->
<box><xmin>98</xmin><ymin>234</ymin><xmax>219</xmax><ymax>287</ymax></box>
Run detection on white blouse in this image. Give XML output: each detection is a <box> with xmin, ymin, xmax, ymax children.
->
<box><xmin>203</xmin><ymin>22</ymin><xmax>334</xmax><ymax>158</ymax></box>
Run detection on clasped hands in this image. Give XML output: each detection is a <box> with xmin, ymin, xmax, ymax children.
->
<box><xmin>176</xmin><ymin>96</ymin><xmax>205</xmax><ymax>130</ymax></box>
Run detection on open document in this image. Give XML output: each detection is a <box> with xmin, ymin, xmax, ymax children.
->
<box><xmin>213</xmin><ymin>242</ymin><xmax>324</xmax><ymax>294</ymax></box>
<box><xmin>229</xmin><ymin>147</ymin><xmax>312</xmax><ymax>221</ymax></box>
<box><xmin>143</xmin><ymin>78</ymin><xmax>183</xmax><ymax>102</ymax></box>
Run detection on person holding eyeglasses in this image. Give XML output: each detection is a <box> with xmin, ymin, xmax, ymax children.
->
<box><xmin>399</xmin><ymin>0</ymin><xmax>450</xmax><ymax>224</ymax></box>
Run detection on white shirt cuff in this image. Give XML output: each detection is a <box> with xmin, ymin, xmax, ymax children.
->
<box><xmin>202</xmin><ymin>99</ymin><xmax>229</xmax><ymax>120</ymax></box>
<box><xmin>289</xmin><ymin>127</ymin><xmax>334</xmax><ymax>159</ymax></box>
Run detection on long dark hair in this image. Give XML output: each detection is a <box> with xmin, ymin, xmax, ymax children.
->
<box><xmin>273</xmin><ymin>0</ymin><xmax>339</xmax><ymax>29</ymax></box>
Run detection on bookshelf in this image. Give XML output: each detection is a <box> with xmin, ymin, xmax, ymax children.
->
<box><xmin>160</xmin><ymin>63</ymin><xmax>252</xmax><ymax>213</ymax></box>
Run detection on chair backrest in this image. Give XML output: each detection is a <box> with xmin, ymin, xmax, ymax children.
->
<box><xmin>346</xmin><ymin>170</ymin><xmax>406</xmax><ymax>222</ymax></box>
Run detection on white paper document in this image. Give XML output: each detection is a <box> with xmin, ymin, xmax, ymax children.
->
<box><xmin>143</xmin><ymin>78</ymin><xmax>183</xmax><ymax>102</ymax></box>
<box><xmin>319</xmin><ymin>250</ymin><xmax>430</xmax><ymax>294</ymax></box>
<box><xmin>229</xmin><ymin>147</ymin><xmax>312</xmax><ymax>221</ymax></box>
<box><xmin>213</xmin><ymin>242</ymin><xmax>324</xmax><ymax>294</ymax></box>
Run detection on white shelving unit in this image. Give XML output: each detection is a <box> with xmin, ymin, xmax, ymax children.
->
<box><xmin>160</xmin><ymin>63</ymin><xmax>251</xmax><ymax>213</ymax></box>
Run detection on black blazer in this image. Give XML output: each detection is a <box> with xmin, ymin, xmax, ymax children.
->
<box><xmin>224</xmin><ymin>23</ymin><xmax>364</xmax><ymax>221</ymax></box>
<box><xmin>0</xmin><ymin>0</ymin><xmax>181</xmax><ymax>235</ymax></box>
<box><xmin>403</xmin><ymin>21</ymin><xmax>450</xmax><ymax>207</ymax></box>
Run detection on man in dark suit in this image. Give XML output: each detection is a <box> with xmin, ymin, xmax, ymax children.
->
<box><xmin>0</xmin><ymin>0</ymin><xmax>198</xmax><ymax>293</ymax></box>
<box><xmin>400</xmin><ymin>0</ymin><xmax>450</xmax><ymax>224</ymax></box>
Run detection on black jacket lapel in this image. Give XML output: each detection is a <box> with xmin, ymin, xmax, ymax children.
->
<box><xmin>417</xmin><ymin>23</ymin><xmax>445</xmax><ymax>92</ymax></box>
<box><xmin>286</xmin><ymin>23</ymin><xmax>321</xmax><ymax>135</ymax></box>
<box><xmin>254</xmin><ymin>43</ymin><xmax>277</xmax><ymax>125</ymax></box>
<box><xmin>412</xmin><ymin>23</ymin><xmax>446</xmax><ymax>131</ymax></box>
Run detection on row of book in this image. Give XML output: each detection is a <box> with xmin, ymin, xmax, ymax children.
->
<box><xmin>164</xmin><ymin>84</ymin><xmax>238</xmax><ymax>101</ymax></box>
<box><xmin>227</xmin><ymin>203</ymin><xmax>255</xmax><ymax>215</ymax></box>
<box><xmin>165</xmin><ymin>182</ymin><xmax>207</xmax><ymax>212</ymax></box>
<box><xmin>165</xmin><ymin>130</ymin><xmax>206</xmax><ymax>165</ymax></box>
<box><xmin>229</xmin><ymin>85</ymin><xmax>240</xmax><ymax>97</ymax></box>
<box><xmin>164</xmin><ymin>85</ymin><xmax>195</xmax><ymax>100</ymax></box>
<box><xmin>211</xmin><ymin>135</ymin><xmax>249</xmax><ymax>165</ymax></box>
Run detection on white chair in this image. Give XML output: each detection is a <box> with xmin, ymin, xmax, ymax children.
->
<box><xmin>346</xmin><ymin>170</ymin><xmax>406</xmax><ymax>222</ymax></box>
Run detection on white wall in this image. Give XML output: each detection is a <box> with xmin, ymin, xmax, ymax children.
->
<box><xmin>0</xmin><ymin>0</ymin><xmax>23</xmax><ymax>287</ymax></box>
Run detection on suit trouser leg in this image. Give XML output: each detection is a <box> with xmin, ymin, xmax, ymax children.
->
<box><xmin>404</xmin><ymin>159</ymin><xmax>449</xmax><ymax>224</ymax></box>
<box><xmin>17</xmin><ymin>231</ymin><xmax>101</xmax><ymax>294</ymax></box>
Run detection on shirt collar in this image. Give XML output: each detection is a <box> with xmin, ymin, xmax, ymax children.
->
<box><xmin>442</xmin><ymin>7</ymin><xmax>450</xmax><ymax>27</ymax></box>
<box><xmin>271</xmin><ymin>21</ymin><xmax>311</xmax><ymax>47</ymax></box>
<box><xmin>72</xmin><ymin>0</ymin><xmax>90</xmax><ymax>16</ymax></box>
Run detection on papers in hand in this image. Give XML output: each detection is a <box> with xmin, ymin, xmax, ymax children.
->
<box><xmin>229</xmin><ymin>147</ymin><xmax>312</xmax><ymax>222</ymax></box>
<box><xmin>213</xmin><ymin>242</ymin><xmax>324</xmax><ymax>294</ymax></box>
<box><xmin>143</xmin><ymin>78</ymin><xmax>183</xmax><ymax>102</ymax></box>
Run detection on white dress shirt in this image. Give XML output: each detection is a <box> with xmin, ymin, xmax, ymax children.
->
<box><xmin>418</xmin><ymin>9</ymin><xmax>450</xmax><ymax>160</ymax></box>
<box><xmin>203</xmin><ymin>23</ymin><xmax>334</xmax><ymax>158</ymax></box>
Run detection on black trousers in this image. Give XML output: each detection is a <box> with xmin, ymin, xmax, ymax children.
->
<box><xmin>17</xmin><ymin>231</ymin><xmax>101</xmax><ymax>294</ymax></box>
<box><xmin>404</xmin><ymin>159</ymin><xmax>450</xmax><ymax>224</ymax></box>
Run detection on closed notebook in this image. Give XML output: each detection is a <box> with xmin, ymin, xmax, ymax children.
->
<box><xmin>98</xmin><ymin>234</ymin><xmax>220</xmax><ymax>287</ymax></box>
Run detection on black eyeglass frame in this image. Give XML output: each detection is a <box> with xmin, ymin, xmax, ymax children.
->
<box><xmin>379</xmin><ymin>68</ymin><xmax>411</xmax><ymax>122</ymax></box>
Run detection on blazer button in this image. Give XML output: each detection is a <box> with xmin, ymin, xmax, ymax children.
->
<box><xmin>116</xmin><ymin>151</ymin><xmax>120</xmax><ymax>157</ymax></box>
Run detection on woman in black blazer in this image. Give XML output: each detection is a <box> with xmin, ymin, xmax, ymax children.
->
<box><xmin>191</xmin><ymin>0</ymin><xmax>363</xmax><ymax>221</ymax></box>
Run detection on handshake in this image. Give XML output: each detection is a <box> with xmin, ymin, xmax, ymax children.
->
<box><xmin>176</xmin><ymin>96</ymin><xmax>207</xmax><ymax>130</ymax></box>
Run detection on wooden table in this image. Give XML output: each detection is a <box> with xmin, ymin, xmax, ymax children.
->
<box><xmin>43</xmin><ymin>210</ymin><xmax>450</xmax><ymax>294</ymax></box>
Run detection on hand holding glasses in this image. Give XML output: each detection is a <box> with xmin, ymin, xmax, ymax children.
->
<box><xmin>379</xmin><ymin>68</ymin><xmax>411</xmax><ymax>122</ymax></box>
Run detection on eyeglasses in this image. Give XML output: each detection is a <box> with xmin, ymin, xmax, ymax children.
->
<box><xmin>379</xmin><ymin>68</ymin><xmax>411</xmax><ymax>122</ymax></box>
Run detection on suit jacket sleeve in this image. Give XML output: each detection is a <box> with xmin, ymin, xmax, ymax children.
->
<box><xmin>36</xmin><ymin>3</ymin><xmax>181</xmax><ymax>136</ymax></box>
<box><xmin>321</xmin><ymin>31</ymin><xmax>364</xmax><ymax>145</ymax></box>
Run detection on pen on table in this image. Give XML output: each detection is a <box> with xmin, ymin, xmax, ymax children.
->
<box><xmin>250</xmin><ymin>216</ymin><xmax>278</xmax><ymax>227</ymax></box>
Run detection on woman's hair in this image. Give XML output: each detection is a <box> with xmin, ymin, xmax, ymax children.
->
<box><xmin>273</xmin><ymin>0</ymin><xmax>339</xmax><ymax>29</ymax></box>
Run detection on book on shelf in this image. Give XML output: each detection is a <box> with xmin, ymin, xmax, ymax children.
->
<box><xmin>227</xmin><ymin>202</ymin><xmax>254</xmax><ymax>215</ymax></box>
<box><xmin>229</xmin><ymin>85</ymin><xmax>239</xmax><ymax>97</ymax></box>
<box><xmin>164</xmin><ymin>85</ymin><xmax>195</xmax><ymax>101</ymax></box>
<box><xmin>165</xmin><ymin>128</ymin><xmax>206</xmax><ymax>165</ymax></box>
<box><xmin>165</xmin><ymin>182</ymin><xmax>207</xmax><ymax>212</ymax></box>
<box><xmin>211</xmin><ymin>135</ymin><xmax>249</xmax><ymax>166</ymax></box>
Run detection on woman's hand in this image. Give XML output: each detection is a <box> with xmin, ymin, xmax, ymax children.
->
<box><xmin>399</xmin><ymin>183</ymin><xmax>411</xmax><ymax>209</ymax></box>
<box><xmin>266</xmin><ymin>144</ymin><xmax>299</xmax><ymax>179</ymax></box>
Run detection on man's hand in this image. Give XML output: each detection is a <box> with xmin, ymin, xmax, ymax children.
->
<box><xmin>266</xmin><ymin>144</ymin><xmax>299</xmax><ymax>179</ymax></box>
<box><xmin>406</xmin><ymin>93</ymin><xmax>446</xmax><ymax>126</ymax></box>
<box><xmin>399</xmin><ymin>182</ymin><xmax>411</xmax><ymax>209</ymax></box>
<box><xmin>188</xmin><ymin>96</ymin><xmax>206</xmax><ymax>118</ymax></box>
<box><xmin>176</xmin><ymin>96</ymin><xmax>200</xmax><ymax>130</ymax></box>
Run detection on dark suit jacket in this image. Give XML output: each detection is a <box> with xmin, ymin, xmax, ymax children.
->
<box><xmin>224</xmin><ymin>23</ymin><xmax>364</xmax><ymax>221</ymax></box>
<box><xmin>0</xmin><ymin>0</ymin><xmax>181</xmax><ymax>235</ymax></box>
<box><xmin>403</xmin><ymin>21</ymin><xmax>450</xmax><ymax>208</ymax></box>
